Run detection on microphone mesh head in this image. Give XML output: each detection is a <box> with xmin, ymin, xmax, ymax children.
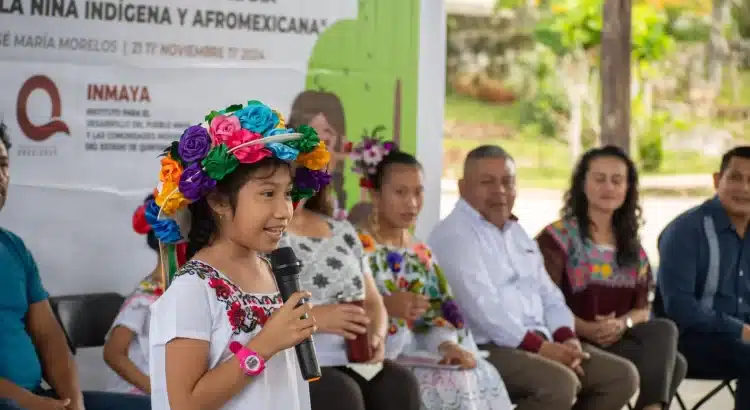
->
<box><xmin>269</xmin><ymin>246</ymin><xmax>298</xmax><ymax>269</ymax></box>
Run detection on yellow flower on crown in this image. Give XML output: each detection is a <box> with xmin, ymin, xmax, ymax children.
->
<box><xmin>273</xmin><ymin>109</ymin><xmax>286</xmax><ymax>129</ymax></box>
<box><xmin>155</xmin><ymin>181</ymin><xmax>188</xmax><ymax>216</ymax></box>
<box><xmin>296</xmin><ymin>142</ymin><xmax>331</xmax><ymax>171</ymax></box>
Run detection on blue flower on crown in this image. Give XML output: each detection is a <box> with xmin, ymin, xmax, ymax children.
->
<box><xmin>234</xmin><ymin>102</ymin><xmax>278</xmax><ymax>135</ymax></box>
<box><xmin>144</xmin><ymin>199</ymin><xmax>183</xmax><ymax>244</ymax></box>
<box><xmin>267</xmin><ymin>142</ymin><xmax>299</xmax><ymax>161</ymax></box>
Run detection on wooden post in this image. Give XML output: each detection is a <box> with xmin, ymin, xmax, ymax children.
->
<box><xmin>599</xmin><ymin>0</ymin><xmax>632</xmax><ymax>153</ymax></box>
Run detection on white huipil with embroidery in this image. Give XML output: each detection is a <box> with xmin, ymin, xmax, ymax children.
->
<box><xmin>103</xmin><ymin>277</ymin><xmax>161</xmax><ymax>394</ymax></box>
<box><xmin>149</xmin><ymin>260</ymin><xmax>311</xmax><ymax>410</ymax></box>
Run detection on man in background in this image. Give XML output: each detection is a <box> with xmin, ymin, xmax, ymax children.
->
<box><xmin>658</xmin><ymin>145</ymin><xmax>750</xmax><ymax>410</ymax></box>
<box><xmin>0</xmin><ymin>124</ymin><xmax>149</xmax><ymax>410</ymax></box>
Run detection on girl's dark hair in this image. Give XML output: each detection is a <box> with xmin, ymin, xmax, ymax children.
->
<box><xmin>186</xmin><ymin>157</ymin><xmax>291</xmax><ymax>259</ymax></box>
<box><xmin>304</xmin><ymin>184</ymin><xmax>335</xmax><ymax>217</ymax></box>
<box><xmin>370</xmin><ymin>150</ymin><xmax>422</xmax><ymax>191</ymax></box>
<box><xmin>144</xmin><ymin>194</ymin><xmax>160</xmax><ymax>252</ymax></box>
<box><xmin>562</xmin><ymin>145</ymin><xmax>643</xmax><ymax>268</ymax></box>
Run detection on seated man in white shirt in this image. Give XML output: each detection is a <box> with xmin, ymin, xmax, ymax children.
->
<box><xmin>427</xmin><ymin>145</ymin><xmax>639</xmax><ymax>410</ymax></box>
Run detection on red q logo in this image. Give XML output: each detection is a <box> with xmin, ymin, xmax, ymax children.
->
<box><xmin>16</xmin><ymin>75</ymin><xmax>71</xmax><ymax>142</ymax></box>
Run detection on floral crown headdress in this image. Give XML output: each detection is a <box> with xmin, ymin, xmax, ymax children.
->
<box><xmin>350</xmin><ymin>126</ymin><xmax>396</xmax><ymax>189</ymax></box>
<box><xmin>149</xmin><ymin>100</ymin><xmax>331</xmax><ymax>288</ymax></box>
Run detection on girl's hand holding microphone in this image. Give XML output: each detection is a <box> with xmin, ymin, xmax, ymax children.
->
<box><xmin>250</xmin><ymin>291</ymin><xmax>317</xmax><ymax>359</ymax></box>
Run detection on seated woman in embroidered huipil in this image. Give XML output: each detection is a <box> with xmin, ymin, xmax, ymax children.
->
<box><xmin>282</xmin><ymin>185</ymin><xmax>422</xmax><ymax>410</ymax></box>
<box><xmin>536</xmin><ymin>145</ymin><xmax>686</xmax><ymax>410</ymax></box>
<box><xmin>351</xmin><ymin>141</ymin><xmax>513</xmax><ymax>410</ymax></box>
<box><xmin>103</xmin><ymin>195</ymin><xmax>172</xmax><ymax>396</ymax></box>
<box><xmin>146</xmin><ymin>101</ymin><xmax>331</xmax><ymax>410</ymax></box>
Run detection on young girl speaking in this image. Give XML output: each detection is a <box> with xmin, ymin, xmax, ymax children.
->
<box><xmin>146</xmin><ymin>100</ymin><xmax>332</xmax><ymax>410</ymax></box>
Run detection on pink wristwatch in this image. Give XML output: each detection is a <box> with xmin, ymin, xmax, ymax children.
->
<box><xmin>229</xmin><ymin>341</ymin><xmax>266</xmax><ymax>376</ymax></box>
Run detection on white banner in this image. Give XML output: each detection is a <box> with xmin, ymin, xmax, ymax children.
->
<box><xmin>0</xmin><ymin>0</ymin><xmax>356</xmax><ymax>67</ymax></box>
<box><xmin>0</xmin><ymin>0</ymin><xmax>358</xmax><ymax>296</ymax></box>
<box><xmin>1</xmin><ymin>62</ymin><xmax>315</xmax><ymax>191</ymax></box>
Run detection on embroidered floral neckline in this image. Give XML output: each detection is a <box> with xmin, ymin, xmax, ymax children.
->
<box><xmin>175</xmin><ymin>260</ymin><xmax>283</xmax><ymax>335</ymax></box>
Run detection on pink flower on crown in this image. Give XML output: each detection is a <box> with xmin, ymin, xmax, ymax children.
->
<box><xmin>225</xmin><ymin>128</ymin><xmax>271</xmax><ymax>164</ymax></box>
<box><xmin>209</xmin><ymin>115</ymin><xmax>242</xmax><ymax>145</ymax></box>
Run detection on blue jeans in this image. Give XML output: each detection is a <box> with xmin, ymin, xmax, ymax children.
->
<box><xmin>0</xmin><ymin>390</ymin><xmax>150</xmax><ymax>410</ymax></box>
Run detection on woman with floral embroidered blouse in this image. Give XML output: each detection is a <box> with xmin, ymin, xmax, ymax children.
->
<box><xmin>536</xmin><ymin>146</ymin><xmax>686</xmax><ymax>410</ymax></box>
<box><xmin>353</xmin><ymin>143</ymin><xmax>512</xmax><ymax>410</ymax></box>
<box><xmin>282</xmin><ymin>184</ymin><xmax>422</xmax><ymax>410</ymax></box>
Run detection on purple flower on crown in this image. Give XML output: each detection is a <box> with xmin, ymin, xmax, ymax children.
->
<box><xmin>294</xmin><ymin>167</ymin><xmax>332</xmax><ymax>191</ymax></box>
<box><xmin>177</xmin><ymin>125</ymin><xmax>211</xmax><ymax>162</ymax></box>
<box><xmin>178</xmin><ymin>163</ymin><xmax>216</xmax><ymax>201</ymax></box>
<box><xmin>386</xmin><ymin>251</ymin><xmax>403</xmax><ymax>273</ymax></box>
<box><xmin>441</xmin><ymin>299</ymin><xmax>464</xmax><ymax>329</ymax></box>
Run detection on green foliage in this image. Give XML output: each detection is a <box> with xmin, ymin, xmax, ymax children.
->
<box><xmin>632</xmin><ymin>4</ymin><xmax>675</xmax><ymax>62</ymax></box>
<box><xmin>532</xmin><ymin>0</ymin><xmax>674</xmax><ymax>64</ymax></box>
<box><xmin>518</xmin><ymin>91</ymin><xmax>567</xmax><ymax>138</ymax></box>
<box><xmin>533</xmin><ymin>0</ymin><xmax>601</xmax><ymax>55</ymax></box>
<box><xmin>503</xmin><ymin>47</ymin><xmax>569</xmax><ymax>138</ymax></box>
<box><xmin>638</xmin><ymin>112</ymin><xmax>670</xmax><ymax>172</ymax></box>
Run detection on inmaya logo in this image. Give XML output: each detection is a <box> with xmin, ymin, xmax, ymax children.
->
<box><xmin>16</xmin><ymin>75</ymin><xmax>70</xmax><ymax>142</ymax></box>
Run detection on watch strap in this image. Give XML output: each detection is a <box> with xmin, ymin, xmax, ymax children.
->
<box><xmin>229</xmin><ymin>341</ymin><xmax>265</xmax><ymax>376</ymax></box>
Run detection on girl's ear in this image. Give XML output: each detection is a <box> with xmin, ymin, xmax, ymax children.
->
<box><xmin>206</xmin><ymin>192</ymin><xmax>230</xmax><ymax>219</ymax></box>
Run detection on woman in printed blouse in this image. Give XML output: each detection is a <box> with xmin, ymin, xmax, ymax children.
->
<box><xmin>103</xmin><ymin>195</ymin><xmax>169</xmax><ymax>395</ymax></box>
<box><xmin>354</xmin><ymin>146</ymin><xmax>512</xmax><ymax>410</ymax></box>
<box><xmin>536</xmin><ymin>145</ymin><xmax>686</xmax><ymax>410</ymax></box>
<box><xmin>282</xmin><ymin>185</ymin><xmax>422</xmax><ymax>410</ymax></box>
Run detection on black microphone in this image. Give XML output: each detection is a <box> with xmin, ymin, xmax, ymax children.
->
<box><xmin>269</xmin><ymin>246</ymin><xmax>322</xmax><ymax>382</ymax></box>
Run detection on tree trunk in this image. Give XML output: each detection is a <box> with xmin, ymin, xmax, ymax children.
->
<box><xmin>600</xmin><ymin>0</ymin><xmax>632</xmax><ymax>153</ymax></box>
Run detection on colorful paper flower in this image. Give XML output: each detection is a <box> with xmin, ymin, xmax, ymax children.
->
<box><xmin>152</xmin><ymin>218</ymin><xmax>182</xmax><ymax>243</ymax></box>
<box><xmin>209</xmin><ymin>115</ymin><xmax>242</xmax><ymax>146</ymax></box>
<box><xmin>267</xmin><ymin>127</ymin><xmax>295</xmax><ymax>137</ymax></box>
<box><xmin>225</xmin><ymin>129</ymin><xmax>271</xmax><ymax>164</ymax></box>
<box><xmin>267</xmin><ymin>142</ymin><xmax>299</xmax><ymax>161</ymax></box>
<box><xmin>358</xmin><ymin>233</ymin><xmax>375</xmax><ymax>252</ymax></box>
<box><xmin>178</xmin><ymin>125</ymin><xmax>212</xmax><ymax>162</ymax></box>
<box><xmin>178</xmin><ymin>163</ymin><xmax>216</xmax><ymax>201</ymax></box>
<box><xmin>291</xmin><ymin>188</ymin><xmax>315</xmax><ymax>202</ymax></box>
<box><xmin>272</xmin><ymin>109</ymin><xmax>286</xmax><ymax>129</ymax></box>
<box><xmin>132</xmin><ymin>205</ymin><xmax>150</xmax><ymax>234</ymax></box>
<box><xmin>350</xmin><ymin>137</ymin><xmax>397</xmax><ymax>184</ymax></box>
<box><xmin>202</xmin><ymin>144</ymin><xmax>239</xmax><ymax>181</ymax></box>
<box><xmin>155</xmin><ymin>181</ymin><xmax>188</xmax><ymax>215</ymax></box>
<box><xmin>159</xmin><ymin>156</ymin><xmax>183</xmax><ymax>184</ymax></box>
<box><xmin>234</xmin><ymin>102</ymin><xmax>278</xmax><ymax>135</ymax></box>
<box><xmin>144</xmin><ymin>199</ymin><xmax>182</xmax><ymax>243</ymax></box>
<box><xmin>296</xmin><ymin>142</ymin><xmax>331</xmax><ymax>171</ymax></box>
<box><xmin>386</xmin><ymin>251</ymin><xmax>403</xmax><ymax>273</ymax></box>
<box><xmin>294</xmin><ymin>167</ymin><xmax>332</xmax><ymax>191</ymax></box>
<box><xmin>285</xmin><ymin>125</ymin><xmax>319</xmax><ymax>152</ymax></box>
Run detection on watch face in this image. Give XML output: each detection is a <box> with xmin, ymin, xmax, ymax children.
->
<box><xmin>244</xmin><ymin>355</ymin><xmax>261</xmax><ymax>372</ymax></box>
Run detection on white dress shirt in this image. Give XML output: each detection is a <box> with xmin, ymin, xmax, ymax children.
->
<box><xmin>427</xmin><ymin>199</ymin><xmax>575</xmax><ymax>350</ymax></box>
